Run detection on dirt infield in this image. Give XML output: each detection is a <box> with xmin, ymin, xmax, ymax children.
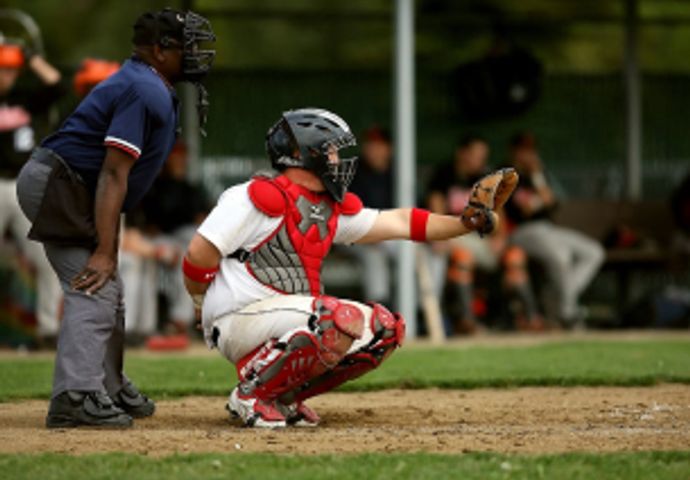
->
<box><xmin>0</xmin><ymin>385</ymin><xmax>688</xmax><ymax>455</ymax></box>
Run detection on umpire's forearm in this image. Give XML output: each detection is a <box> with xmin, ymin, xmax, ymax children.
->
<box><xmin>93</xmin><ymin>152</ymin><xmax>133</xmax><ymax>257</ymax></box>
<box><xmin>93</xmin><ymin>170</ymin><xmax>126</xmax><ymax>257</ymax></box>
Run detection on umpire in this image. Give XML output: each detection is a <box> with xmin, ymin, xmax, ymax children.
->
<box><xmin>15</xmin><ymin>8</ymin><xmax>215</xmax><ymax>428</ymax></box>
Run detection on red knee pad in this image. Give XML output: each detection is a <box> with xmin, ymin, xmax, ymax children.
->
<box><xmin>369</xmin><ymin>302</ymin><xmax>406</xmax><ymax>348</ymax></box>
<box><xmin>313</xmin><ymin>296</ymin><xmax>364</xmax><ymax>341</ymax></box>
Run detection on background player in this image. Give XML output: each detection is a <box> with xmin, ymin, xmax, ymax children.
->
<box><xmin>505</xmin><ymin>132</ymin><xmax>604</xmax><ymax>328</ymax></box>
<box><xmin>183</xmin><ymin>108</ymin><xmax>514</xmax><ymax>428</ymax></box>
<box><xmin>426</xmin><ymin>134</ymin><xmax>541</xmax><ymax>333</ymax></box>
<box><xmin>0</xmin><ymin>39</ymin><xmax>63</xmax><ymax>347</ymax></box>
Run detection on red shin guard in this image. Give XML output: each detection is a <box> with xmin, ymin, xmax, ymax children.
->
<box><xmin>287</xmin><ymin>303</ymin><xmax>405</xmax><ymax>404</ymax></box>
<box><xmin>236</xmin><ymin>296</ymin><xmax>364</xmax><ymax>402</ymax></box>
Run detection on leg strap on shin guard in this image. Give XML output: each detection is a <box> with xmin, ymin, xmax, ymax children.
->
<box><xmin>236</xmin><ymin>296</ymin><xmax>364</xmax><ymax>401</ymax></box>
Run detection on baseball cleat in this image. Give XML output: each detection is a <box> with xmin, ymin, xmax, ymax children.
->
<box><xmin>227</xmin><ymin>387</ymin><xmax>286</xmax><ymax>428</ymax></box>
<box><xmin>277</xmin><ymin>401</ymin><xmax>321</xmax><ymax>428</ymax></box>
<box><xmin>46</xmin><ymin>391</ymin><xmax>133</xmax><ymax>429</ymax></box>
<box><xmin>112</xmin><ymin>382</ymin><xmax>156</xmax><ymax>419</ymax></box>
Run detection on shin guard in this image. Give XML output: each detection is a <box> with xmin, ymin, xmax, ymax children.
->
<box><xmin>285</xmin><ymin>303</ymin><xmax>405</xmax><ymax>404</ymax></box>
<box><xmin>236</xmin><ymin>296</ymin><xmax>364</xmax><ymax>402</ymax></box>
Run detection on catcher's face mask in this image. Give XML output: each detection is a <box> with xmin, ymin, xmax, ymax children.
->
<box><xmin>316</xmin><ymin>137</ymin><xmax>358</xmax><ymax>203</ymax></box>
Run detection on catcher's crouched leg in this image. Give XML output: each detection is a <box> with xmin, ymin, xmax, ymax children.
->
<box><xmin>228</xmin><ymin>296</ymin><xmax>364</xmax><ymax>428</ymax></box>
<box><xmin>281</xmin><ymin>302</ymin><xmax>405</xmax><ymax>406</ymax></box>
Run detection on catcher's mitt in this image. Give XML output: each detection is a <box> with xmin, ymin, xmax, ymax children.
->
<box><xmin>461</xmin><ymin>168</ymin><xmax>519</xmax><ymax>236</ymax></box>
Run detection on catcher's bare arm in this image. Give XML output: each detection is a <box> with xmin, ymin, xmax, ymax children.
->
<box><xmin>358</xmin><ymin>168</ymin><xmax>518</xmax><ymax>244</ymax></box>
<box><xmin>357</xmin><ymin>208</ymin><xmax>480</xmax><ymax>243</ymax></box>
<box><xmin>183</xmin><ymin>234</ymin><xmax>222</xmax><ymax>318</ymax></box>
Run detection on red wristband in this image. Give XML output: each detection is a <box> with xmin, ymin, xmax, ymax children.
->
<box><xmin>410</xmin><ymin>208</ymin><xmax>430</xmax><ymax>242</ymax></box>
<box><xmin>183</xmin><ymin>256</ymin><xmax>219</xmax><ymax>283</ymax></box>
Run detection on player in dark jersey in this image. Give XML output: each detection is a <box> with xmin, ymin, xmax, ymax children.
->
<box><xmin>16</xmin><ymin>8</ymin><xmax>215</xmax><ymax>428</ymax></box>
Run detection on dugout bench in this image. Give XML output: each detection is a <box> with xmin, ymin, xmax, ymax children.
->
<box><xmin>553</xmin><ymin>199</ymin><xmax>676</xmax><ymax>322</ymax></box>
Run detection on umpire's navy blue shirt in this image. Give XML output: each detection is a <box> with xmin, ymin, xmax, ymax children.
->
<box><xmin>42</xmin><ymin>57</ymin><xmax>179</xmax><ymax>211</ymax></box>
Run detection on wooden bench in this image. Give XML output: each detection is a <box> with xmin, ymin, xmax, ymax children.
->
<box><xmin>554</xmin><ymin>199</ymin><xmax>673</xmax><ymax>264</ymax></box>
<box><xmin>553</xmin><ymin>199</ymin><xmax>675</xmax><ymax>318</ymax></box>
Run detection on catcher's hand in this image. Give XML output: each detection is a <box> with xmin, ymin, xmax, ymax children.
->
<box><xmin>461</xmin><ymin>168</ymin><xmax>519</xmax><ymax>236</ymax></box>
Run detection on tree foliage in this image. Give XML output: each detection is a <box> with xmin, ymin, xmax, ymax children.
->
<box><xmin>5</xmin><ymin>0</ymin><xmax>690</xmax><ymax>73</ymax></box>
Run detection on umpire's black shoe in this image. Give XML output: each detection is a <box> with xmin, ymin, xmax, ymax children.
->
<box><xmin>46</xmin><ymin>391</ymin><xmax>133</xmax><ymax>429</ymax></box>
<box><xmin>112</xmin><ymin>382</ymin><xmax>156</xmax><ymax>418</ymax></box>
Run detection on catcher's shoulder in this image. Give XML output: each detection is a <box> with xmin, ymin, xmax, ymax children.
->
<box><xmin>248</xmin><ymin>177</ymin><xmax>286</xmax><ymax>217</ymax></box>
<box><xmin>340</xmin><ymin>192</ymin><xmax>363</xmax><ymax>215</ymax></box>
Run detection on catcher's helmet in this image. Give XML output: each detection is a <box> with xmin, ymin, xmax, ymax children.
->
<box><xmin>266</xmin><ymin>108</ymin><xmax>357</xmax><ymax>202</ymax></box>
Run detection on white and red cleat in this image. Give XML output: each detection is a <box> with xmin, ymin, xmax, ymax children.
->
<box><xmin>277</xmin><ymin>401</ymin><xmax>321</xmax><ymax>428</ymax></box>
<box><xmin>227</xmin><ymin>387</ymin><xmax>286</xmax><ymax>428</ymax></box>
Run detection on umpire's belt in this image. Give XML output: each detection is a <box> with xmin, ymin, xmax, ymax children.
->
<box><xmin>27</xmin><ymin>147</ymin><xmax>97</xmax><ymax>248</ymax></box>
<box><xmin>32</xmin><ymin>147</ymin><xmax>79</xmax><ymax>178</ymax></box>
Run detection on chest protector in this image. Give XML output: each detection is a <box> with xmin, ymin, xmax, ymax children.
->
<box><xmin>244</xmin><ymin>174</ymin><xmax>363</xmax><ymax>296</ymax></box>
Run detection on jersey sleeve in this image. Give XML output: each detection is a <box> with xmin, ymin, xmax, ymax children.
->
<box><xmin>333</xmin><ymin>208</ymin><xmax>379</xmax><ymax>245</ymax></box>
<box><xmin>104</xmin><ymin>86</ymin><xmax>149</xmax><ymax>159</ymax></box>
<box><xmin>197</xmin><ymin>182</ymin><xmax>275</xmax><ymax>256</ymax></box>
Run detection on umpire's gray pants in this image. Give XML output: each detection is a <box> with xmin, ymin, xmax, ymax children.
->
<box><xmin>16</xmin><ymin>155</ymin><xmax>128</xmax><ymax>399</ymax></box>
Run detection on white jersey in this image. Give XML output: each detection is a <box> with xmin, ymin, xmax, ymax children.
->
<box><xmin>197</xmin><ymin>181</ymin><xmax>378</xmax><ymax>345</ymax></box>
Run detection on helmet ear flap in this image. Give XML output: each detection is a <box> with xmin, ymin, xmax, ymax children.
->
<box><xmin>266</xmin><ymin>118</ymin><xmax>301</xmax><ymax>169</ymax></box>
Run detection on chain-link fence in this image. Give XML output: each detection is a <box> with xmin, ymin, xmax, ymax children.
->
<box><xmin>200</xmin><ymin>70</ymin><xmax>690</xmax><ymax>201</ymax></box>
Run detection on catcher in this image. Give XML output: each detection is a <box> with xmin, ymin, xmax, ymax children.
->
<box><xmin>183</xmin><ymin>108</ymin><xmax>517</xmax><ymax>428</ymax></box>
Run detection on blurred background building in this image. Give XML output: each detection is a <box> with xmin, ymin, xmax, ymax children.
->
<box><xmin>2</xmin><ymin>0</ymin><xmax>690</xmax><ymax>347</ymax></box>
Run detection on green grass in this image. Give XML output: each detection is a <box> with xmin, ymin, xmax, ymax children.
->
<box><xmin>0</xmin><ymin>339</ymin><xmax>689</xmax><ymax>401</ymax></box>
<box><xmin>0</xmin><ymin>452</ymin><xmax>689</xmax><ymax>480</ymax></box>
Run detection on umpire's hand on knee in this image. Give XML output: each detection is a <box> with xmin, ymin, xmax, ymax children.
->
<box><xmin>71</xmin><ymin>252</ymin><xmax>117</xmax><ymax>295</ymax></box>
